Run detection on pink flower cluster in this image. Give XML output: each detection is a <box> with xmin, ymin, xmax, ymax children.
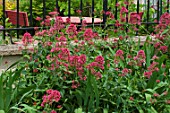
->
<box><xmin>116</xmin><ymin>49</ymin><xmax>124</xmax><ymax>57</ymax></box>
<box><xmin>114</xmin><ymin>49</ymin><xmax>124</xmax><ymax>64</ymax></box>
<box><xmin>66</xmin><ymin>24</ymin><xmax>78</xmax><ymax>38</ymax></box>
<box><xmin>144</xmin><ymin>61</ymin><xmax>159</xmax><ymax>79</ymax></box>
<box><xmin>87</xmin><ymin>55</ymin><xmax>104</xmax><ymax>79</ymax></box>
<box><xmin>54</xmin><ymin>16</ymin><xmax>65</xmax><ymax>31</ymax></box>
<box><xmin>105</xmin><ymin>11</ymin><xmax>114</xmax><ymax>19</ymax></box>
<box><xmin>148</xmin><ymin>62</ymin><xmax>159</xmax><ymax>72</ymax></box>
<box><xmin>154</xmin><ymin>42</ymin><xmax>168</xmax><ymax>53</ymax></box>
<box><xmin>120</xmin><ymin>6</ymin><xmax>128</xmax><ymax>22</ymax></box>
<box><xmin>22</xmin><ymin>32</ymin><xmax>33</xmax><ymax>46</ymax></box>
<box><xmin>48</xmin><ymin>44</ymin><xmax>87</xmax><ymax>81</ymax></box>
<box><xmin>133</xmin><ymin>50</ymin><xmax>146</xmax><ymax>67</ymax></box>
<box><xmin>69</xmin><ymin>54</ymin><xmax>87</xmax><ymax>80</ymax></box>
<box><xmin>154</xmin><ymin>13</ymin><xmax>170</xmax><ymax>41</ymax></box>
<box><xmin>83</xmin><ymin>28</ymin><xmax>96</xmax><ymax>41</ymax></box>
<box><xmin>41</xmin><ymin>89</ymin><xmax>61</xmax><ymax>107</ymax></box>
<box><xmin>159</xmin><ymin>12</ymin><xmax>170</xmax><ymax>26</ymax></box>
<box><xmin>121</xmin><ymin>68</ymin><xmax>130</xmax><ymax>76</ymax></box>
<box><xmin>69</xmin><ymin>54</ymin><xmax>86</xmax><ymax>68</ymax></box>
<box><xmin>129</xmin><ymin>12</ymin><xmax>143</xmax><ymax>25</ymax></box>
<box><xmin>144</xmin><ymin>71</ymin><xmax>152</xmax><ymax>79</ymax></box>
<box><xmin>72</xmin><ymin>80</ymin><xmax>80</xmax><ymax>89</ymax></box>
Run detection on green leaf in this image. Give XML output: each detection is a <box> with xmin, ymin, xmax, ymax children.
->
<box><xmin>20</xmin><ymin>104</ymin><xmax>37</xmax><ymax>113</ymax></box>
<box><xmin>147</xmin><ymin>72</ymin><xmax>158</xmax><ymax>88</ymax></box>
<box><xmin>145</xmin><ymin>93</ymin><xmax>151</xmax><ymax>103</ymax></box>
<box><xmin>5</xmin><ymin>60</ymin><xmax>20</xmax><ymax>72</ymax></box>
<box><xmin>92</xmin><ymin>76</ymin><xmax>99</xmax><ymax>108</ymax></box>
<box><xmin>119</xmin><ymin>60</ymin><xmax>124</xmax><ymax>68</ymax></box>
<box><xmin>103</xmin><ymin>108</ymin><xmax>108</xmax><ymax>113</ymax></box>
<box><xmin>74</xmin><ymin>107</ymin><xmax>82</xmax><ymax>113</ymax></box>
<box><xmin>161</xmin><ymin>29</ymin><xmax>169</xmax><ymax>35</ymax></box>
<box><xmin>84</xmin><ymin>71</ymin><xmax>92</xmax><ymax>107</ymax></box>
<box><xmin>0</xmin><ymin>110</ymin><xmax>5</xmax><ymax>113</ymax></box>
<box><xmin>0</xmin><ymin>75</ymin><xmax>4</xmax><ymax>110</ymax></box>
<box><xmin>145</xmin><ymin>46</ymin><xmax>151</xmax><ymax>68</ymax></box>
<box><xmin>10</xmin><ymin>106</ymin><xmax>25</xmax><ymax>112</ymax></box>
<box><xmin>137</xmin><ymin>106</ymin><xmax>144</xmax><ymax>113</ymax></box>
<box><xmin>150</xmin><ymin>107</ymin><xmax>158</xmax><ymax>113</ymax></box>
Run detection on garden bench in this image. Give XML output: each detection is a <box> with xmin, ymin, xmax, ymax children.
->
<box><xmin>50</xmin><ymin>16</ymin><xmax>103</xmax><ymax>24</ymax></box>
<box><xmin>5</xmin><ymin>10</ymin><xmax>29</xmax><ymax>44</ymax></box>
<box><xmin>5</xmin><ymin>10</ymin><xmax>29</xmax><ymax>27</ymax></box>
<box><xmin>60</xmin><ymin>16</ymin><xmax>102</xmax><ymax>24</ymax></box>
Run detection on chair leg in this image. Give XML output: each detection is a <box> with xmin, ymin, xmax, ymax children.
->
<box><xmin>9</xmin><ymin>34</ymin><xmax>14</xmax><ymax>44</ymax></box>
<box><xmin>8</xmin><ymin>31</ymin><xmax>14</xmax><ymax>44</ymax></box>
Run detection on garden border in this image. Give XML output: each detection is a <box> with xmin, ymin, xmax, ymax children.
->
<box><xmin>0</xmin><ymin>36</ymin><xmax>155</xmax><ymax>56</ymax></box>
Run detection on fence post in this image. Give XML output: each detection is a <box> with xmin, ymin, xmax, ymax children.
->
<box><xmin>92</xmin><ymin>0</ymin><xmax>94</xmax><ymax>26</ymax></box>
<box><xmin>43</xmin><ymin>0</ymin><xmax>46</xmax><ymax>20</ymax></box>
<box><xmin>56</xmin><ymin>0</ymin><xmax>58</xmax><ymax>11</ymax></box>
<box><xmin>136</xmin><ymin>0</ymin><xmax>139</xmax><ymax>35</ymax></box>
<box><xmin>29</xmin><ymin>0</ymin><xmax>33</xmax><ymax>35</ymax></box>
<box><xmin>146</xmin><ymin>0</ymin><xmax>150</xmax><ymax>30</ymax></box>
<box><xmin>167</xmin><ymin>0</ymin><xmax>169</xmax><ymax>13</ymax></box>
<box><xmin>157</xmin><ymin>0</ymin><xmax>160</xmax><ymax>22</ymax></box>
<box><xmin>2</xmin><ymin>0</ymin><xmax>5</xmax><ymax>40</ymax></box>
<box><xmin>160</xmin><ymin>0</ymin><xmax>162</xmax><ymax>16</ymax></box>
<box><xmin>103</xmin><ymin>0</ymin><xmax>107</xmax><ymax>28</ymax></box>
<box><xmin>80</xmin><ymin>0</ymin><xmax>83</xmax><ymax>24</ymax></box>
<box><xmin>17</xmin><ymin>0</ymin><xmax>19</xmax><ymax>39</ymax></box>
<box><xmin>68</xmin><ymin>0</ymin><xmax>71</xmax><ymax>18</ymax></box>
<box><xmin>115</xmin><ymin>0</ymin><xmax>118</xmax><ymax>20</ymax></box>
<box><xmin>126</xmin><ymin>0</ymin><xmax>129</xmax><ymax>33</ymax></box>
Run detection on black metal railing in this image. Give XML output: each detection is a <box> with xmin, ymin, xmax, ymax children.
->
<box><xmin>0</xmin><ymin>0</ymin><xmax>169</xmax><ymax>42</ymax></box>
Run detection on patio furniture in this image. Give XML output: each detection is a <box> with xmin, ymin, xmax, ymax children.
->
<box><xmin>5</xmin><ymin>10</ymin><xmax>29</xmax><ymax>44</ymax></box>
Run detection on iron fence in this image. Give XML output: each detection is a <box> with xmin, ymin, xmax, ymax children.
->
<box><xmin>0</xmin><ymin>0</ymin><xmax>169</xmax><ymax>42</ymax></box>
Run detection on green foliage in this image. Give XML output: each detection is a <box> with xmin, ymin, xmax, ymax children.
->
<box><xmin>0</xmin><ymin>0</ymin><xmax>16</xmax><ymax>24</ymax></box>
<box><xmin>0</xmin><ymin>4</ymin><xmax>170</xmax><ymax>113</ymax></box>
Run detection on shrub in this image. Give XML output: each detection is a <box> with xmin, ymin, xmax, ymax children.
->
<box><xmin>5</xmin><ymin>12</ymin><xmax>169</xmax><ymax>113</ymax></box>
<box><xmin>1</xmin><ymin>2</ymin><xmax>170</xmax><ymax>113</ymax></box>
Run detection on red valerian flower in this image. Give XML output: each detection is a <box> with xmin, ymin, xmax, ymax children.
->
<box><xmin>50</xmin><ymin>110</ymin><xmax>57</xmax><ymax>113</ymax></box>
<box><xmin>66</xmin><ymin>24</ymin><xmax>78</xmax><ymax>38</ymax></box>
<box><xmin>129</xmin><ymin>96</ymin><xmax>134</xmax><ymax>101</ymax></box>
<box><xmin>153</xmin><ymin>93</ymin><xmax>160</xmax><ymax>97</ymax></box>
<box><xmin>54</xmin><ymin>16</ymin><xmax>64</xmax><ymax>31</ymax></box>
<box><xmin>115</xmin><ymin>20</ymin><xmax>121</xmax><ymax>27</ymax></box>
<box><xmin>66</xmin><ymin>17</ymin><xmax>71</xmax><ymax>24</ymax></box>
<box><xmin>115</xmin><ymin>49</ymin><xmax>124</xmax><ymax>57</ymax></box>
<box><xmin>106</xmin><ymin>11</ymin><xmax>114</xmax><ymax>19</ymax></box>
<box><xmin>83</xmin><ymin>28</ymin><xmax>95</xmax><ymax>41</ymax></box>
<box><xmin>35</xmin><ymin>17</ymin><xmax>42</xmax><ymax>21</ymax></box>
<box><xmin>22</xmin><ymin>32</ymin><xmax>33</xmax><ymax>46</ymax></box>
<box><xmin>166</xmin><ymin>100</ymin><xmax>170</xmax><ymax>104</ymax></box>
<box><xmin>137</xmin><ymin>50</ymin><xmax>146</xmax><ymax>59</ymax></box>
<box><xmin>144</xmin><ymin>71</ymin><xmax>152</xmax><ymax>79</ymax></box>
<box><xmin>129</xmin><ymin>12</ymin><xmax>143</xmax><ymax>25</ymax></box>
<box><xmin>49</xmin><ymin>11</ymin><xmax>58</xmax><ymax>15</ymax></box>
<box><xmin>76</xmin><ymin>9</ymin><xmax>82</xmax><ymax>14</ymax></box>
<box><xmin>163</xmin><ymin>91</ymin><xmax>168</xmax><ymax>96</ymax></box>
<box><xmin>156</xmin><ymin>80</ymin><xmax>160</xmax><ymax>83</ymax></box>
<box><xmin>120</xmin><ymin>6</ymin><xmax>128</xmax><ymax>14</ymax></box>
<box><xmin>159</xmin><ymin>12</ymin><xmax>170</xmax><ymax>25</ymax></box>
<box><xmin>121</xmin><ymin>68</ymin><xmax>129</xmax><ymax>76</ymax></box>
<box><xmin>160</xmin><ymin>46</ymin><xmax>168</xmax><ymax>53</ymax></box>
<box><xmin>41</xmin><ymin>89</ymin><xmax>61</xmax><ymax>107</ymax></box>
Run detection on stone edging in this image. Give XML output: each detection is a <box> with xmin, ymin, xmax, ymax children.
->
<box><xmin>0</xmin><ymin>44</ymin><xmax>35</xmax><ymax>56</ymax></box>
<box><xmin>0</xmin><ymin>36</ymin><xmax>155</xmax><ymax>56</ymax></box>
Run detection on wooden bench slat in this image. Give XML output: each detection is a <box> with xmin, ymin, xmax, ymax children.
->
<box><xmin>5</xmin><ymin>10</ymin><xmax>29</xmax><ymax>26</ymax></box>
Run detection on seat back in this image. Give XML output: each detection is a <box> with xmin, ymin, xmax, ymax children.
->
<box><xmin>5</xmin><ymin>10</ymin><xmax>29</xmax><ymax>26</ymax></box>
